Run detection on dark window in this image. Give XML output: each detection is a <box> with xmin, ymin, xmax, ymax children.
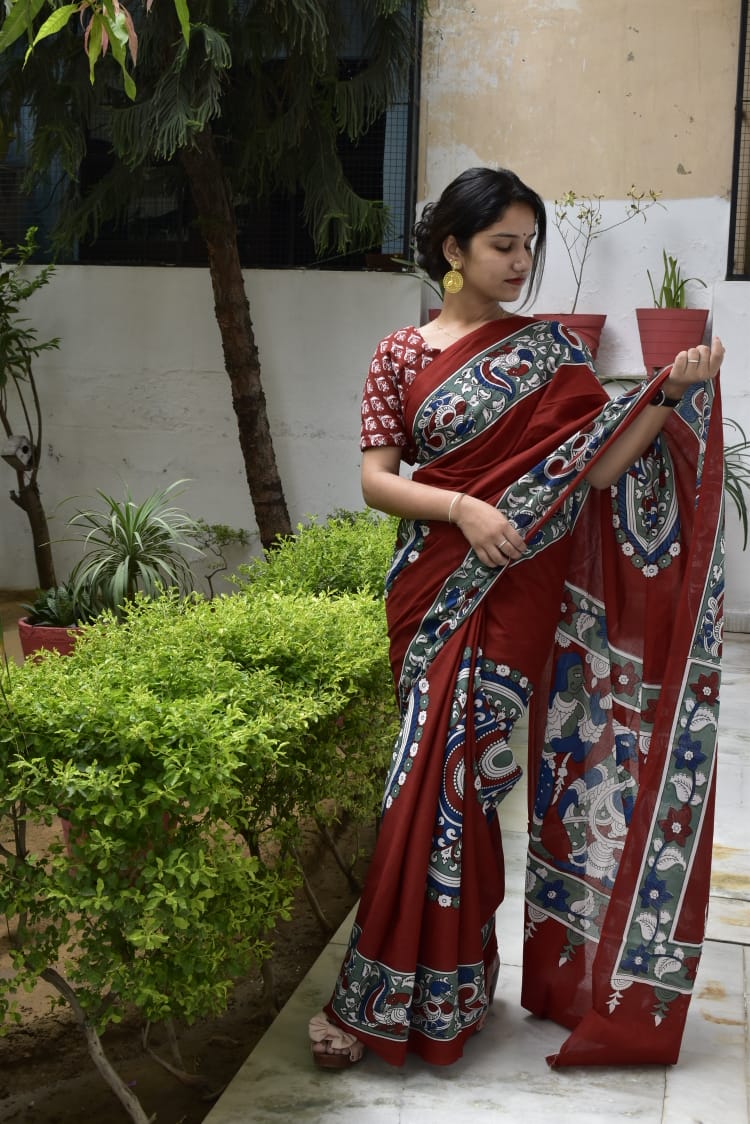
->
<box><xmin>729</xmin><ymin>0</ymin><xmax>750</xmax><ymax>278</ymax></box>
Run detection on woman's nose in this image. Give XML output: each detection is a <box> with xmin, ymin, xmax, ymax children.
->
<box><xmin>513</xmin><ymin>248</ymin><xmax>531</xmax><ymax>271</ymax></box>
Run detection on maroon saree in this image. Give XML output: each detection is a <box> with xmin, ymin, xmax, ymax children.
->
<box><xmin>326</xmin><ymin>316</ymin><xmax>724</xmax><ymax>1068</ymax></box>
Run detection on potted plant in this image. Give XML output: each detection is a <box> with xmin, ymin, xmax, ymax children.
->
<box><xmin>17</xmin><ymin>480</ymin><xmax>203</xmax><ymax>657</ymax></box>
<box><xmin>17</xmin><ymin>582</ymin><xmax>95</xmax><ymax>658</ymax></box>
<box><xmin>636</xmin><ymin>250</ymin><xmax>709</xmax><ymax>374</ymax></box>
<box><xmin>535</xmin><ymin>186</ymin><xmax>663</xmax><ymax>357</ymax></box>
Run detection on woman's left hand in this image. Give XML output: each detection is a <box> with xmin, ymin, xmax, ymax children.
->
<box><xmin>661</xmin><ymin>336</ymin><xmax>724</xmax><ymax>399</ymax></box>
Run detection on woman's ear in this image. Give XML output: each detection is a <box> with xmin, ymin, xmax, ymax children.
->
<box><xmin>442</xmin><ymin>236</ymin><xmax>460</xmax><ymax>266</ymax></box>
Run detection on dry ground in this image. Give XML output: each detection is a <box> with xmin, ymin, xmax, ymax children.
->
<box><xmin>0</xmin><ymin>806</ymin><xmax>372</xmax><ymax>1123</ymax></box>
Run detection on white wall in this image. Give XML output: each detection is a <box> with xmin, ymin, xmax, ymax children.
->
<box><xmin>420</xmin><ymin>197</ymin><xmax>729</xmax><ymax>379</ymax></box>
<box><xmin>532</xmin><ymin>198</ymin><xmax>728</xmax><ymax>378</ymax></box>
<box><xmin>714</xmin><ymin>281</ymin><xmax>750</xmax><ymax>624</ymax></box>
<box><xmin>0</xmin><ymin>267</ymin><xmax>422</xmax><ymax>592</ymax></box>
<box><xmin>4</xmin><ymin>263</ymin><xmax>747</xmax><ymax>621</ymax></box>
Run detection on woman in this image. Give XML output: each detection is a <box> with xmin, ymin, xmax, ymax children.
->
<box><xmin>309</xmin><ymin>167</ymin><xmax>724</xmax><ymax>1069</ymax></box>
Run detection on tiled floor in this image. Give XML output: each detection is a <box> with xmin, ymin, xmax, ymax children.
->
<box><xmin>204</xmin><ymin>634</ymin><xmax>750</xmax><ymax>1124</ymax></box>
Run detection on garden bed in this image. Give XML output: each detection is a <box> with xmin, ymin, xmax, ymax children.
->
<box><xmin>1</xmin><ymin>815</ymin><xmax>373</xmax><ymax>1123</ymax></box>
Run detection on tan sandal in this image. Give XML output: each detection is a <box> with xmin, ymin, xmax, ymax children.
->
<box><xmin>309</xmin><ymin>1012</ymin><xmax>366</xmax><ymax>1069</ymax></box>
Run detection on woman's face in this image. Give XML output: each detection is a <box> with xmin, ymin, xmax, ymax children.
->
<box><xmin>447</xmin><ymin>202</ymin><xmax>536</xmax><ymax>304</ymax></box>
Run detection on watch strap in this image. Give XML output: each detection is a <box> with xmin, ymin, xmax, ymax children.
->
<box><xmin>649</xmin><ymin>387</ymin><xmax>682</xmax><ymax>408</ymax></box>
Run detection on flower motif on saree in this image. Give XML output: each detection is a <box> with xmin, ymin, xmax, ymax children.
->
<box><xmin>420</xmin><ymin>392</ymin><xmax>476</xmax><ymax>452</ymax></box>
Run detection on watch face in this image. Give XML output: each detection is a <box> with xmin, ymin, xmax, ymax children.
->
<box><xmin>650</xmin><ymin>388</ymin><xmax>680</xmax><ymax>408</ymax></box>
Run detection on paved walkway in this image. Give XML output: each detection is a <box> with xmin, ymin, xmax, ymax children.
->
<box><xmin>204</xmin><ymin>633</ymin><xmax>750</xmax><ymax>1124</ymax></box>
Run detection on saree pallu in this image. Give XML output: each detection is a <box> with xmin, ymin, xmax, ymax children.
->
<box><xmin>326</xmin><ymin>316</ymin><xmax>724</xmax><ymax>1068</ymax></box>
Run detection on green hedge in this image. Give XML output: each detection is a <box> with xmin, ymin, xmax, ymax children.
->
<box><xmin>0</xmin><ymin>511</ymin><xmax>398</xmax><ymax>1033</ymax></box>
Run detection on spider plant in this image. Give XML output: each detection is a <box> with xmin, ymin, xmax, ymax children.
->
<box><xmin>724</xmin><ymin>419</ymin><xmax>750</xmax><ymax>549</ymax></box>
<box><xmin>67</xmin><ymin>481</ymin><xmax>203</xmax><ymax>620</ymax></box>
<box><xmin>647</xmin><ymin>249</ymin><xmax>707</xmax><ymax>309</ymax></box>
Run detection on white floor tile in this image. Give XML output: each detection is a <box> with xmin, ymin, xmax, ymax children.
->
<box><xmin>663</xmin><ymin>941</ymin><xmax>748</xmax><ymax>1123</ymax></box>
<box><xmin>706</xmin><ymin>893</ymin><xmax>750</xmax><ymax>945</ymax></box>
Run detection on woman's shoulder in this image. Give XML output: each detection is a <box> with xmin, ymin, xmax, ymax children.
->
<box><xmin>374</xmin><ymin>324</ymin><xmax>434</xmax><ymax>353</ymax></box>
<box><xmin>370</xmin><ymin>325</ymin><xmax>438</xmax><ymax>371</ymax></box>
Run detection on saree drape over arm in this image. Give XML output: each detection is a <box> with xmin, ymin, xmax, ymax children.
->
<box><xmin>325</xmin><ymin>316</ymin><xmax>724</xmax><ymax>1068</ymax></box>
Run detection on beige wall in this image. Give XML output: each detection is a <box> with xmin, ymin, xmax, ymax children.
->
<box><xmin>420</xmin><ymin>0</ymin><xmax>739</xmax><ymax>201</ymax></box>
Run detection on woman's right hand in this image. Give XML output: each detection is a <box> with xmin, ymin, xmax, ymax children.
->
<box><xmin>361</xmin><ymin>449</ymin><xmax>527</xmax><ymax>568</ymax></box>
<box><xmin>452</xmin><ymin>493</ymin><xmax>527</xmax><ymax>568</ymax></box>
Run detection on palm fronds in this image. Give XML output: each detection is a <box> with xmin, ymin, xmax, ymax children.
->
<box><xmin>724</xmin><ymin>418</ymin><xmax>750</xmax><ymax>549</ymax></box>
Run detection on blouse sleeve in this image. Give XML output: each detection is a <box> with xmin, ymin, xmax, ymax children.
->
<box><xmin>360</xmin><ymin>329</ymin><xmax>427</xmax><ymax>464</ymax></box>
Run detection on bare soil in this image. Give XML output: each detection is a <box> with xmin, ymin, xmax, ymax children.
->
<box><xmin>0</xmin><ymin>818</ymin><xmax>373</xmax><ymax>1124</ymax></box>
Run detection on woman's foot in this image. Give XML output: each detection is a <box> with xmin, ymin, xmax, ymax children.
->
<box><xmin>309</xmin><ymin>1012</ymin><xmax>366</xmax><ymax>1069</ymax></box>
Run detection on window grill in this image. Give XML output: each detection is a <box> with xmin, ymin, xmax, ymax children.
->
<box><xmin>729</xmin><ymin>0</ymin><xmax>750</xmax><ymax>278</ymax></box>
<box><xmin>0</xmin><ymin>163</ymin><xmax>25</xmax><ymax>246</ymax></box>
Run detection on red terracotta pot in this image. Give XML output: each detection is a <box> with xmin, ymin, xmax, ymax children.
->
<box><xmin>17</xmin><ymin>616</ymin><xmax>82</xmax><ymax>659</ymax></box>
<box><xmin>636</xmin><ymin>308</ymin><xmax>709</xmax><ymax>374</ymax></box>
<box><xmin>532</xmin><ymin>313</ymin><xmax>607</xmax><ymax>358</ymax></box>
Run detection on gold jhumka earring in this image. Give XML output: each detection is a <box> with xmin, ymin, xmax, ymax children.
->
<box><xmin>442</xmin><ymin>259</ymin><xmax>463</xmax><ymax>294</ymax></box>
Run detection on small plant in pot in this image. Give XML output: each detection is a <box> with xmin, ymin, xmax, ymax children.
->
<box><xmin>636</xmin><ymin>250</ymin><xmax>709</xmax><ymax>374</ymax></box>
<box><xmin>534</xmin><ymin>186</ymin><xmax>663</xmax><ymax>357</ymax></box>
<box><xmin>17</xmin><ymin>481</ymin><xmax>203</xmax><ymax>657</ymax></box>
<box><xmin>17</xmin><ymin>582</ymin><xmax>96</xmax><ymax>658</ymax></box>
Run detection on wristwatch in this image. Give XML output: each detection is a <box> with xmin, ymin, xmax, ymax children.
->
<box><xmin>649</xmin><ymin>386</ymin><xmax>682</xmax><ymax>408</ymax></box>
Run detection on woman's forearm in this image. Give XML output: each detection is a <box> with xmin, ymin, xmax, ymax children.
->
<box><xmin>586</xmin><ymin>395</ymin><xmax>677</xmax><ymax>489</ymax></box>
<box><xmin>362</xmin><ymin>465</ymin><xmax>460</xmax><ymax>523</ymax></box>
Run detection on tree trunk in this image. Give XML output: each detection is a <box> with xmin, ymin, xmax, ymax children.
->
<box><xmin>10</xmin><ymin>474</ymin><xmax>57</xmax><ymax>589</ymax></box>
<box><xmin>40</xmin><ymin>969</ymin><xmax>151</xmax><ymax>1124</ymax></box>
<box><xmin>180</xmin><ymin>127</ymin><xmax>292</xmax><ymax>551</ymax></box>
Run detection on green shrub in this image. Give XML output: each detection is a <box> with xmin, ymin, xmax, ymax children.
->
<box><xmin>238</xmin><ymin>508</ymin><xmax>397</xmax><ymax>597</ymax></box>
<box><xmin>0</xmin><ymin>509</ymin><xmax>398</xmax><ymax>1035</ymax></box>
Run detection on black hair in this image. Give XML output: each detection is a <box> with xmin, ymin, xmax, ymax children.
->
<box><xmin>414</xmin><ymin>167</ymin><xmax>547</xmax><ymax>303</ymax></box>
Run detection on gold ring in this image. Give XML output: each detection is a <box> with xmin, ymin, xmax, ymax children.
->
<box><xmin>687</xmin><ymin>358</ymin><xmax>700</xmax><ymax>364</ymax></box>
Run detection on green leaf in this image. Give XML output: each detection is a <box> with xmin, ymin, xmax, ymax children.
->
<box><xmin>0</xmin><ymin>0</ymin><xmax>47</xmax><ymax>53</ymax></box>
<box><xmin>107</xmin><ymin>9</ymin><xmax>129</xmax><ymax>50</ymax></box>
<box><xmin>173</xmin><ymin>0</ymin><xmax>190</xmax><ymax>46</ymax></box>
<box><xmin>30</xmin><ymin>3</ymin><xmax>80</xmax><ymax>49</ymax></box>
<box><xmin>100</xmin><ymin>13</ymin><xmax>136</xmax><ymax>100</ymax></box>
<box><xmin>86</xmin><ymin>14</ymin><xmax>104</xmax><ymax>84</ymax></box>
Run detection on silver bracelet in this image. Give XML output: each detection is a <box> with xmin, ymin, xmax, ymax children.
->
<box><xmin>447</xmin><ymin>492</ymin><xmax>464</xmax><ymax>524</ymax></box>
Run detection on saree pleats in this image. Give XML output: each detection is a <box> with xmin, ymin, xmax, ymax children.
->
<box><xmin>326</xmin><ymin>317</ymin><xmax>724</xmax><ymax>1067</ymax></box>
